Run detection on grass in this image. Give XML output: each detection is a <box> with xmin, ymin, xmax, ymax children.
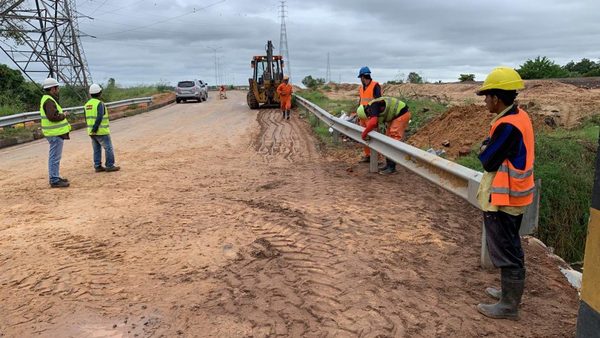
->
<box><xmin>457</xmin><ymin>121</ymin><xmax>599</xmax><ymax>263</ymax></box>
<box><xmin>0</xmin><ymin>102</ymin><xmax>25</xmax><ymax>117</ymax></box>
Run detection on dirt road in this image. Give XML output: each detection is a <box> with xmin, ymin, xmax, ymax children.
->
<box><xmin>0</xmin><ymin>91</ymin><xmax>578</xmax><ymax>337</ymax></box>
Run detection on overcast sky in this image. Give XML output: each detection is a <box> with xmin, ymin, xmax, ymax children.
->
<box><xmin>3</xmin><ymin>0</ymin><xmax>600</xmax><ymax>86</ymax></box>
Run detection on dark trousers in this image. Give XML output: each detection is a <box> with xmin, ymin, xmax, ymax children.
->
<box><xmin>484</xmin><ymin>211</ymin><xmax>524</xmax><ymax>269</ymax></box>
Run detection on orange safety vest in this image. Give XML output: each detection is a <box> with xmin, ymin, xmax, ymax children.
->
<box><xmin>489</xmin><ymin>107</ymin><xmax>535</xmax><ymax>207</ymax></box>
<box><xmin>359</xmin><ymin>81</ymin><xmax>379</xmax><ymax>106</ymax></box>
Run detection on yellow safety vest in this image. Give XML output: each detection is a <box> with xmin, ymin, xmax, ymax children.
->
<box><xmin>369</xmin><ymin>97</ymin><xmax>408</xmax><ymax>123</ymax></box>
<box><xmin>84</xmin><ymin>98</ymin><xmax>110</xmax><ymax>135</ymax></box>
<box><xmin>39</xmin><ymin>95</ymin><xmax>71</xmax><ymax>137</ymax></box>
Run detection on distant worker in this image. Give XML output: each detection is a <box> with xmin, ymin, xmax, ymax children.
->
<box><xmin>357</xmin><ymin>66</ymin><xmax>382</xmax><ymax>163</ymax></box>
<box><xmin>40</xmin><ymin>78</ymin><xmax>71</xmax><ymax>188</ymax></box>
<box><xmin>84</xmin><ymin>84</ymin><xmax>120</xmax><ymax>173</ymax></box>
<box><xmin>475</xmin><ymin>67</ymin><xmax>534</xmax><ymax>320</ymax></box>
<box><xmin>358</xmin><ymin>97</ymin><xmax>411</xmax><ymax>175</ymax></box>
<box><xmin>277</xmin><ymin>75</ymin><xmax>293</xmax><ymax>120</ymax></box>
<box><xmin>219</xmin><ymin>85</ymin><xmax>227</xmax><ymax>99</ymax></box>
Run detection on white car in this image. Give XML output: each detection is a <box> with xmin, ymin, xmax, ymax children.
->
<box><xmin>176</xmin><ymin>79</ymin><xmax>208</xmax><ymax>103</ymax></box>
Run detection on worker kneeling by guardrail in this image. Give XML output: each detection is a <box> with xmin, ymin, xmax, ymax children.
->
<box><xmin>475</xmin><ymin>67</ymin><xmax>535</xmax><ymax>321</ymax></box>
<box><xmin>357</xmin><ymin>97</ymin><xmax>411</xmax><ymax>174</ymax></box>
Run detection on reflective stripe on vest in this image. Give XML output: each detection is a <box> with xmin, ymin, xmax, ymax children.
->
<box><xmin>39</xmin><ymin>95</ymin><xmax>71</xmax><ymax>137</ymax></box>
<box><xmin>368</xmin><ymin>97</ymin><xmax>407</xmax><ymax>123</ymax></box>
<box><xmin>359</xmin><ymin>81</ymin><xmax>379</xmax><ymax>106</ymax></box>
<box><xmin>84</xmin><ymin>98</ymin><xmax>110</xmax><ymax>135</ymax></box>
<box><xmin>489</xmin><ymin>107</ymin><xmax>535</xmax><ymax>207</ymax></box>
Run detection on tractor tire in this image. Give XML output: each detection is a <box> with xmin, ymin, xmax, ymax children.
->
<box><xmin>247</xmin><ymin>91</ymin><xmax>259</xmax><ymax>109</ymax></box>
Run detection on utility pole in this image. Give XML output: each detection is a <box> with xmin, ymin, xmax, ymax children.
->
<box><xmin>326</xmin><ymin>52</ymin><xmax>331</xmax><ymax>83</ymax></box>
<box><xmin>207</xmin><ymin>46</ymin><xmax>221</xmax><ymax>86</ymax></box>
<box><xmin>278</xmin><ymin>1</ymin><xmax>291</xmax><ymax>81</ymax></box>
<box><xmin>0</xmin><ymin>0</ymin><xmax>93</xmax><ymax>90</ymax></box>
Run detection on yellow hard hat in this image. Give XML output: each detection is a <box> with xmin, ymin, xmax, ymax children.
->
<box><xmin>283</xmin><ymin>75</ymin><xmax>289</xmax><ymax>80</ymax></box>
<box><xmin>357</xmin><ymin>105</ymin><xmax>367</xmax><ymax>120</ymax></box>
<box><xmin>477</xmin><ymin>67</ymin><xmax>524</xmax><ymax>95</ymax></box>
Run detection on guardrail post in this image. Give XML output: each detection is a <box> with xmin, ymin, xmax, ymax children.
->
<box><xmin>332</xmin><ymin>130</ymin><xmax>340</xmax><ymax>144</ymax></box>
<box><xmin>369</xmin><ymin>149</ymin><xmax>379</xmax><ymax>173</ymax></box>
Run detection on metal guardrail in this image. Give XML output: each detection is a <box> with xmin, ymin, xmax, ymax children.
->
<box><xmin>0</xmin><ymin>96</ymin><xmax>153</xmax><ymax>128</ymax></box>
<box><xmin>295</xmin><ymin>94</ymin><xmax>540</xmax><ymax>268</ymax></box>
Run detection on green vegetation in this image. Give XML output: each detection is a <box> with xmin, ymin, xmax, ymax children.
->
<box><xmin>301</xmin><ymin>75</ymin><xmax>326</xmax><ymax>89</ymax></box>
<box><xmin>407</xmin><ymin>72</ymin><xmax>423</xmax><ymax>84</ymax></box>
<box><xmin>517</xmin><ymin>56</ymin><xmax>600</xmax><ymax>79</ymax></box>
<box><xmin>403</xmin><ymin>98</ymin><xmax>447</xmax><ymax>134</ymax></box>
<box><xmin>0</xmin><ymin>64</ymin><xmax>171</xmax><ymax>118</ymax></box>
<box><xmin>459</xmin><ymin>74</ymin><xmax>476</xmax><ymax>82</ymax></box>
<box><xmin>457</xmin><ymin>120</ymin><xmax>600</xmax><ymax>263</ymax></box>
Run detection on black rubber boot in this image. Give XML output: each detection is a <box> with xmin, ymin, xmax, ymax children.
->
<box><xmin>477</xmin><ymin>268</ymin><xmax>525</xmax><ymax>320</ymax></box>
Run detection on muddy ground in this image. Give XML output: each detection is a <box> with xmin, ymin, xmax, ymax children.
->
<box><xmin>0</xmin><ymin>91</ymin><xmax>578</xmax><ymax>337</ymax></box>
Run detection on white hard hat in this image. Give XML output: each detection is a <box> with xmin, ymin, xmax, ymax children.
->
<box><xmin>42</xmin><ymin>78</ymin><xmax>59</xmax><ymax>89</ymax></box>
<box><xmin>89</xmin><ymin>83</ymin><xmax>103</xmax><ymax>95</ymax></box>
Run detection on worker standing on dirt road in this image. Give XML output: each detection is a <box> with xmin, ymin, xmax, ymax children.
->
<box><xmin>40</xmin><ymin>78</ymin><xmax>71</xmax><ymax>188</ymax></box>
<box><xmin>357</xmin><ymin>66</ymin><xmax>382</xmax><ymax>163</ymax></box>
<box><xmin>277</xmin><ymin>75</ymin><xmax>293</xmax><ymax>120</ymax></box>
<box><xmin>219</xmin><ymin>85</ymin><xmax>227</xmax><ymax>99</ymax></box>
<box><xmin>84</xmin><ymin>84</ymin><xmax>120</xmax><ymax>173</ymax></box>
<box><xmin>358</xmin><ymin>97</ymin><xmax>411</xmax><ymax>174</ymax></box>
<box><xmin>475</xmin><ymin>67</ymin><xmax>535</xmax><ymax>320</ymax></box>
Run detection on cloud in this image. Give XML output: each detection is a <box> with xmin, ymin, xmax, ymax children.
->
<box><xmin>2</xmin><ymin>0</ymin><xmax>600</xmax><ymax>86</ymax></box>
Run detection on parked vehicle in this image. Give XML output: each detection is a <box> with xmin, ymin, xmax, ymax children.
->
<box><xmin>176</xmin><ymin>80</ymin><xmax>208</xmax><ymax>103</ymax></box>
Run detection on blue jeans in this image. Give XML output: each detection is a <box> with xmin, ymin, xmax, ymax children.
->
<box><xmin>90</xmin><ymin>135</ymin><xmax>115</xmax><ymax>168</ymax></box>
<box><xmin>47</xmin><ymin>136</ymin><xmax>64</xmax><ymax>184</ymax></box>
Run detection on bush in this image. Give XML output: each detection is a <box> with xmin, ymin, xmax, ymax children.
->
<box><xmin>407</xmin><ymin>72</ymin><xmax>423</xmax><ymax>84</ymax></box>
<box><xmin>459</xmin><ymin>74</ymin><xmax>476</xmax><ymax>82</ymax></box>
<box><xmin>302</xmin><ymin>75</ymin><xmax>325</xmax><ymax>89</ymax></box>
<box><xmin>517</xmin><ymin>56</ymin><xmax>569</xmax><ymax>79</ymax></box>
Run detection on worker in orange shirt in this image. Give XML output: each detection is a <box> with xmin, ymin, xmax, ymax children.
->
<box><xmin>277</xmin><ymin>75</ymin><xmax>293</xmax><ymax>120</ymax></box>
<box><xmin>357</xmin><ymin>66</ymin><xmax>381</xmax><ymax>163</ymax></box>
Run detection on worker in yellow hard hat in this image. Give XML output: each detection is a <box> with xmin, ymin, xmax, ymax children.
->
<box><xmin>475</xmin><ymin>67</ymin><xmax>534</xmax><ymax>320</ymax></box>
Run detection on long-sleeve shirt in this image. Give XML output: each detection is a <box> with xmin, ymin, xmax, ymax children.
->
<box><xmin>277</xmin><ymin>83</ymin><xmax>293</xmax><ymax>98</ymax></box>
<box><xmin>92</xmin><ymin>102</ymin><xmax>105</xmax><ymax>133</ymax></box>
<box><xmin>43</xmin><ymin>94</ymin><xmax>69</xmax><ymax>139</ymax></box>
<box><xmin>477</xmin><ymin>104</ymin><xmax>527</xmax><ymax>215</ymax></box>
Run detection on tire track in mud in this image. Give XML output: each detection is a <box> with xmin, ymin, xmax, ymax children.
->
<box><xmin>0</xmin><ymin>228</ymin><xmax>126</xmax><ymax>327</ymax></box>
<box><xmin>204</xmin><ymin>109</ymin><xmax>400</xmax><ymax>336</ymax></box>
<box><xmin>253</xmin><ymin>109</ymin><xmax>318</xmax><ymax>163</ymax></box>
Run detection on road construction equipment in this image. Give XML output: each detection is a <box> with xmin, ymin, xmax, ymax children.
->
<box><xmin>247</xmin><ymin>40</ymin><xmax>285</xmax><ymax>109</ymax></box>
<box><xmin>477</xmin><ymin>67</ymin><xmax>525</xmax><ymax>94</ymax></box>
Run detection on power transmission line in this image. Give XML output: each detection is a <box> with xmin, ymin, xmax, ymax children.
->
<box><xmin>278</xmin><ymin>0</ymin><xmax>291</xmax><ymax>82</ymax></box>
<box><xmin>0</xmin><ymin>0</ymin><xmax>92</xmax><ymax>90</ymax></box>
<box><xmin>97</xmin><ymin>0</ymin><xmax>226</xmax><ymax>37</ymax></box>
